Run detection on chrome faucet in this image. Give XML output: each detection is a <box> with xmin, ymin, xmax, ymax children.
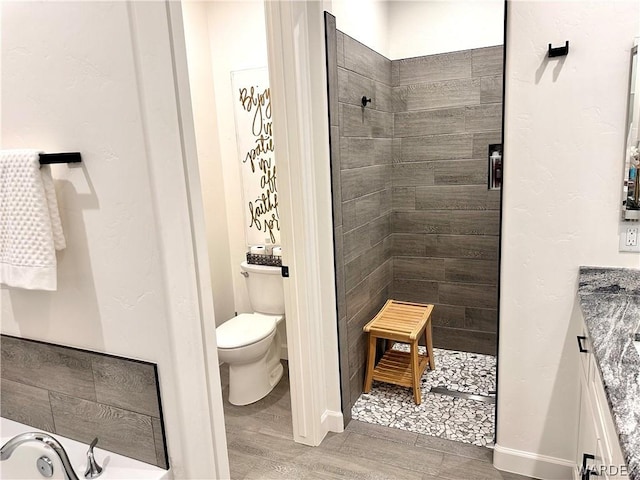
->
<box><xmin>84</xmin><ymin>438</ymin><xmax>103</xmax><ymax>479</ymax></box>
<box><xmin>0</xmin><ymin>432</ymin><xmax>80</xmax><ymax>480</ymax></box>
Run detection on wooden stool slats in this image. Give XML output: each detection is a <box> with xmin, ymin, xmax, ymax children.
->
<box><xmin>363</xmin><ymin>299</ymin><xmax>435</xmax><ymax>405</ymax></box>
<box><xmin>371</xmin><ymin>350</ymin><xmax>429</xmax><ymax>387</ymax></box>
<box><xmin>364</xmin><ymin>300</ymin><xmax>434</xmax><ymax>340</ymax></box>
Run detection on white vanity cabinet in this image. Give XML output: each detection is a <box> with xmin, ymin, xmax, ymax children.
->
<box><xmin>575</xmin><ymin>319</ymin><xmax>628</xmax><ymax>480</ymax></box>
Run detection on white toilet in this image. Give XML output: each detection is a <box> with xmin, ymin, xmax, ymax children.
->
<box><xmin>216</xmin><ymin>261</ymin><xmax>285</xmax><ymax>405</ymax></box>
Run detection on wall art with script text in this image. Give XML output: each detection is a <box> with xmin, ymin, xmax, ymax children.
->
<box><xmin>232</xmin><ymin>67</ymin><xmax>280</xmax><ymax>245</ymax></box>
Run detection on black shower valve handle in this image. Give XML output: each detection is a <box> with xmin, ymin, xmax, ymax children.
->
<box><xmin>361</xmin><ymin>96</ymin><xmax>372</xmax><ymax>107</ymax></box>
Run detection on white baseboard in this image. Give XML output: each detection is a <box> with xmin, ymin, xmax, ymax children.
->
<box><xmin>493</xmin><ymin>444</ymin><xmax>576</xmax><ymax>480</ymax></box>
<box><xmin>320</xmin><ymin>409</ymin><xmax>344</xmax><ymax>434</ymax></box>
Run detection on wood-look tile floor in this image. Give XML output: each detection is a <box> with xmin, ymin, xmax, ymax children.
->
<box><xmin>221</xmin><ymin>362</ymin><xmax>535</xmax><ymax>480</ymax></box>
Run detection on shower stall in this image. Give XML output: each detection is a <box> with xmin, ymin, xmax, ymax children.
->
<box><xmin>325</xmin><ymin>13</ymin><xmax>503</xmax><ymax>444</ymax></box>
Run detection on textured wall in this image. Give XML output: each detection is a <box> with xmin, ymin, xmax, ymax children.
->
<box><xmin>0</xmin><ymin>335</ymin><xmax>168</xmax><ymax>468</ymax></box>
<box><xmin>387</xmin><ymin>1</ymin><xmax>504</xmax><ymax>59</ymax></box>
<box><xmin>390</xmin><ymin>46</ymin><xmax>503</xmax><ymax>355</ymax></box>
<box><xmin>495</xmin><ymin>2</ymin><xmax>640</xmax><ymax>477</ymax></box>
<box><xmin>201</xmin><ymin>1</ymin><xmax>271</xmax><ymax>316</ymax></box>
<box><xmin>329</xmin><ymin>0</ymin><xmax>389</xmax><ymax>58</ymax></box>
<box><xmin>0</xmin><ymin>3</ymin><xmax>221</xmax><ymax>475</ymax></box>
<box><xmin>327</xmin><ymin>14</ymin><xmax>504</xmax><ymax>418</ymax></box>
<box><xmin>326</xmin><ymin>16</ymin><xmax>394</xmax><ymax>419</ymax></box>
<box><xmin>181</xmin><ymin>2</ymin><xmax>235</xmax><ymax>327</ymax></box>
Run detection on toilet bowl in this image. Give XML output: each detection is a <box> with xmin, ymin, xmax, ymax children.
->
<box><xmin>217</xmin><ymin>313</ymin><xmax>284</xmax><ymax>405</ymax></box>
<box><xmin>216</xmin><ymin>261</ymin><xmax>286</xmax><ymax>405</ymax></box>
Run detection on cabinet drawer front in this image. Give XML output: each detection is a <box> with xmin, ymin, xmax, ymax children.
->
<box><xmin>590</xmin><ymin>359</ymin><xmax>628</xmax><ymax>475</ymax></box>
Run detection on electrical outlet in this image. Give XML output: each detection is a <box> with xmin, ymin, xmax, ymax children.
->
<box><xmin>627</xmin><ymin>226</ymin><xmax>639</xmax><ymax>247</ymax></box>
<box><xmin>620</xmin><ymin>224</ymin><xmax>640</xmax><ymax>252</ymax></box>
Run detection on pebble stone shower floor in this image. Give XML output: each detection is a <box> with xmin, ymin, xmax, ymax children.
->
<box><xmin>352</xmin><ymin>346</ymin><xmax>496</xmax><ymax>447</ymax></box>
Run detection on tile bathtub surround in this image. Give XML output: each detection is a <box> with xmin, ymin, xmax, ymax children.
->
<box><xmin>578</xmin><ymin>267</ymin><xmax>640</xmax><ymax>480</ymax></box>
<box><xmin>0</xmin><ymin>334</ymin><xmax>169</xmax><ymax>469</ymax></box>
<box><xmin>352</xmin><ymin>347</ymin><xmax>496</xmax><ymax>447</ymax></box>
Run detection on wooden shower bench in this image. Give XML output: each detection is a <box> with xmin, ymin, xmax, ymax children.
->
<box><xmin>363</xmin><ymin>300</ymin><xmax>435</xmax><ymax>405</ymax></box>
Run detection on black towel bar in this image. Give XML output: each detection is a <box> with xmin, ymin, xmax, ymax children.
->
<box><xmin>38</xmin><ymin>152</ymin><xmax>82</xmax><ymax>165</ymax></box>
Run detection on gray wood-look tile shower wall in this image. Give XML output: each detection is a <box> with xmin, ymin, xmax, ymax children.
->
<box><xmin>390</xmin><ymin>47</ymin><xmax>503</xmax><ymax>355</ymax></box>
<box><xmin>326</xmin><ymin>13</ymin><xmax>503</xmax><ymax>419</ymax></box>
<box><xmin>326</xmin><ymin>14</ymin><xmax>394</xmax><ymax>421</ymax></box>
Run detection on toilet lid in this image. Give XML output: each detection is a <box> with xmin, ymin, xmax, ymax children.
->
<box><xmin>216</xmin><ymin>313</ymin><xmax>278</xmax><ymax>349</ymax></box>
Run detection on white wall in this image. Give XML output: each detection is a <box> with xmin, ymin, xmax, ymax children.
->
<box><xmin>496</xmin><ymin>2</ymin><xmax>640</xmax><ymax>478</ymax></box>
<box><xmin>1</xmin><ymin>2</ymin><xmax>222</xmax><ymax>477</ymax></box>
<box><xmin>204</xmin><ymin>0</ymin><xmax>270</xmax><ymax>315</ymax></box>
<box><xmin>326</xmin><ymin>1</ymin><xmax>503</xmax><ymax>60</ymax></box>
<box><xmin>328</xmin><ymin>0</ymin><xmax>389</xmax><ymax>58</ymax></box>
<box><xmin>181</xmin><ymin>1</ymin><xmax>235</xmax><ymax>326</ymax></box>
<box><xmin>387</xmin><ymin>1</ymin><xmax>504</xmax><ymax>59</ymax></box>
<box><xmin>1</xmin><ymin>0</ymin><xmax>167</xmax><ymax>382</ymax></box>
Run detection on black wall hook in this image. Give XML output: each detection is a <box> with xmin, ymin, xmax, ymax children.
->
<box><xmin>548</xmin><ymin>41</ymin><xmax>569</xmax><ymax>58</ymax></box>
<box><xmin>361</xmin><ymin>96</ymin><xmax>371</xmax><ymax>107</ymax></box>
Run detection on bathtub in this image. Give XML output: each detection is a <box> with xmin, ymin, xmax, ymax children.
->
<box><xmin>0</xmin><ymin>418</ymin><xmax>171</xmax><ymax>480</ymax></box>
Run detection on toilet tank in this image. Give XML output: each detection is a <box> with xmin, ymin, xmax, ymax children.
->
<box><xmin>240</xmin><ymin>261</ymin><xmax>285</xmax><ymax>314</ymax></box>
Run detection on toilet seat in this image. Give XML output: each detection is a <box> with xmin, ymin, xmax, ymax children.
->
<box><xmin>217</xmin><ymin>313</ymin><xmax>282</xmax><ymax>349</ymax></box>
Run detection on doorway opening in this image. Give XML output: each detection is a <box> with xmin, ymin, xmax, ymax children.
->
<box><xmin>324</xmin><ymin>1</ymin><xmax>506</xmax><ymax>449</ymax></box>
<box><xmin>179</xmin><ymin>1</ymin><xmax>293</xmax><ymax>473</ymax></box>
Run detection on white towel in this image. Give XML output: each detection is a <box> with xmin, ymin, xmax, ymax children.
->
<box><xmin>0</xmin><ymin>149</ymin><xmax>66</xmax><ymax>290</ymax></box>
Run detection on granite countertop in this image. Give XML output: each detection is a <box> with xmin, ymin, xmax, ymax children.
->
<box><xmin>578</xmin><ymin>266</ymin><xmax>640</xmax><ymax>480</ymax></box>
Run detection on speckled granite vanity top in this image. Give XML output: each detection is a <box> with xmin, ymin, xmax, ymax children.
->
<box><xmin>578</xmin><ymin>266</ymin><xmax>640</xmax><ymax>480</ymax></box>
